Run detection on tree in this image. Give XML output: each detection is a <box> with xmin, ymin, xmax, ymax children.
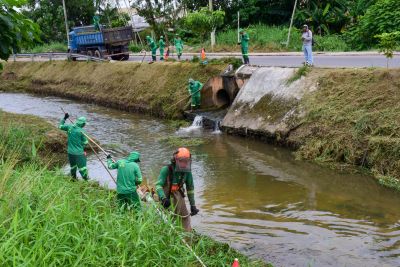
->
<box><xmin>0</xmin><ymin>0</ymin><xmax>41</xmax><ymax>69</ymax></box>
<box><xmin>23</xmin><ymin>0</ymin><xmax>98</xmax><ymax>43</ymax></box>
<box><xmin>132</xmin><ymin>0</ymin><xmax>183</xmax><ymax>37</ymax></box>
<box><xmin>184</xmin><ymin>7</ymin><xmax>224</xmax><ymax>42</ymax></box>
<box><xmin>375</xmin><ymin>32</ymin><xmax>400</xmax><ymax>68</ymax></box>
<box><xmin>344</xmin><ymin>0</ymin><xmax>400</xmax><ymax>49</ymax></box>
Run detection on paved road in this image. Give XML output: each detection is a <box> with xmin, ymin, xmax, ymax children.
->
<box><xmin>10</xmin><ymin>52</ymin><xmax>400</xmax><ymax>68</ymax></box>
<box><xmin>130</xmin><ymin>54</ymin><xmax>400</xmax><ymax>68</ymax></box>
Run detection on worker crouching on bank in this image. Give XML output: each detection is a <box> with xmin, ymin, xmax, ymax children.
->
<box><xmin>155</xmin><ymin>147</ymin><xmax>199</xmax><ymax>232</ymax></box>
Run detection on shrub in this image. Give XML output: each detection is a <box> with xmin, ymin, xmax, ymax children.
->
<box><xmin>344</xmin><ymin>0</ymin><xmax>400</xmax><ymax>49</ymax></box>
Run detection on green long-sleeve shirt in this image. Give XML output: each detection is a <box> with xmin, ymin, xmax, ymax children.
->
<box><xmin>155</xmin><ymin>165</ymin><xmax>195</xmax><ymax>206</ymax></box>
<box><xmin>240</xmin><ymin>33</ymin><xmax>250</xmax><ymax>50</ymax></box>
<box><xmin>159</xmin><ymin>39</ymin><xmax>165</xmax><ymax>50</ymax></box>
<box><xmin>108</xmin><ymin>157</ymin><xmax>142</xmax><ymax>194</ymax></box>
<box><xmin>174</xmin><ymin>38</ymin><xmax>183</xmax><ymax>49</ymax></box>
<box><xmin>59</xmin><ymin>119</ymin><xmax>88</xmax><ymax>155</ymax></box>
<box><xmin>189</xmin><ymin>81</ymin><xmax>203</xmax><ymax>96</ymax></box>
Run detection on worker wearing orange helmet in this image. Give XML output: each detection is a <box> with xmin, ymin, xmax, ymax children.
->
<box><xmin>155</xmin><ymin>147</ymin><xmax>199</xmax><ymax>231</ymax></box>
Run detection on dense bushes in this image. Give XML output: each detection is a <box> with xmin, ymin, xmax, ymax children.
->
<box><xmin>344</xmin><ymin>0</ymin><xmax>400</xmax><ymax>49</ymax></box>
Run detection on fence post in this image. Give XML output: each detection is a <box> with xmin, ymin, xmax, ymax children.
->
<box><xmin>31</xmin><ymin>54</ymin><xmax>34</xmax><ymax>62</ymax></box>
<box><xmin>49</xmin><ymin>53</ymin><xmax>53</xmax><ymax>62</ymax></box>
<box><xmin>13</xmin><ymin>53</ymin><xmax>16</xmax><ymax>62</ymax></box>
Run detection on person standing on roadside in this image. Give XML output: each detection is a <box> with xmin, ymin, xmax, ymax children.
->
<box><xmin>302</xmin><ymin>25</ymin><xmax>313</xmax><ymax>66</ymax></box>
<box><xmin>159</xmin><ymin>36</ymin><xmax>165</xmax><ymax>61</ymax></box>
<box><xmin>238</xmin><ymin>29</ymin><xmax>250</xmax><ymax>64</ymax></box>
<box><xmin>174</xmin><ymin>34</ymin><xmax>184</xmax><ymax>60</ymax></box>
<box><xmin>146</xmin><ymin>35</ymin><xmax>157</xmax><ymax>63</ymax></box>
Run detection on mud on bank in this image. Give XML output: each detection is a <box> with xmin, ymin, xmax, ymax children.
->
<box><xmin>0</xmin><ymin>61</ymin><xmax>225</xmax><ymax>118</ymax></box>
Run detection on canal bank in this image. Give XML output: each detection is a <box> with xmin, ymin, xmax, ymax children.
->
<box><xmin>1</xmin><ymin>61</ymin><xmax>400</xmax><ymax>191</ymax></box>
<box><xmin>0</xmin><ymin>93</ymin><xmax>400</xmax><ymax>266</ymax></box>
<box><xmin>0</xmin><ymin>109</ymin><xmax>267</xmax><ymax>266</ymax></box>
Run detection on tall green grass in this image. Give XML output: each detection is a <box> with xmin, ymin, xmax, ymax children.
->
<box><xmin>22</xmin><ymin>42</ymin><xmax>67</xmax><ymax>53</ymax></box>
<box><xmin>0</xmin><ymin>111</ymin><xmax>268</xmax><ymax>266</ymax></box>
<box><xmin>207</xmin><ymin>24</ymin><xmax>350</xmax><ymax>52</ymax></box>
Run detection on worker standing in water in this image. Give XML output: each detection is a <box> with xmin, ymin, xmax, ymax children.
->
<box><xmin>155</xmin><ymin>148</ymin><xmax>199</xmax><ymax>232</ymax></box>
<box><xmin>159</xmin><ymin>36</ymin><xmax>165</xmax><ymax>61</ymax></box>
<box><xmin>59</xmin><ymin>113</ymin><xmax>89</xmax><ymax>181</ymax></box>
<box><xmin>174</xmin><ymin>34</ymin><xmax>184</xmax><ymax>60</ymax></box>
<box><xmin>188</xmin><ymin>78</ymin><xmax>203</xmax><ymax>110</ymax></box>
<box><xmin>146</xmin><ymin>35</ymin><xmax>157</xmax><ymax>62</ymax></box>
<box><xmin>107</xmin><ymin>152</ymin><xmax>143</xmax><ymax>211</ymax></box>
<box><xmin>238</xmin><ymin>29</ymin><xmax>250</xmax><ymax>64</ymax></box>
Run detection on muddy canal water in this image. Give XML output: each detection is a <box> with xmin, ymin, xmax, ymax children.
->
<box><xmin>1</xmin><ymin>93</ymin><xmax>399</xmax><ymax>266</ymax></box>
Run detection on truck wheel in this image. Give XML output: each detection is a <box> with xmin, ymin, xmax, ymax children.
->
<box><xmin>94</xmin><ymin>50</ymin><xmax>102</xmax><ymax>59</ymax></box>
<box><xmin>122</xmin><ymin>54</ymin><xmax>129</xmax><ymax>61</ymax></box>
<box><xmin>111</xmin><ymin>55</ymin><xmax>121</xmax><ymax>60</ymax></box>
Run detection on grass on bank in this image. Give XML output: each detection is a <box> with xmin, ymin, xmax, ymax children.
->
<box><xmin>0</xmin><ymin>61</ymin><xmax>226</xmax><ymax>119</ymax></box>
<box><xmin>0</xmin><ymin>110</ymin><xmax>267</xmax><ymax>266</ymax></box>
<box><xmin>289</xmin><ymin>68</ymin><xmax>400</xmax><ymax>191</ymax></box>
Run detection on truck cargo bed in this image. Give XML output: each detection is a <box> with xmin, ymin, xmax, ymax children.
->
<box><xmin>102</xmin><ymin>26</ymin><xmax>133</xmax><ymax>45</ymax></box>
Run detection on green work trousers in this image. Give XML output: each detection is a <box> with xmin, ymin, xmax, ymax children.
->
<box><xmin>160</xmin><ymin>49</ymin><xmax>164</xmax><ymax>60</ymax></box>
<box><xmin>152</xmin><ymin>48</ymin><xmax>157</xmax><ymax>61</ymax></box>
<box><xmin>241</xmin><ymin>47</ymin><xmax>249</xmax><ymax>64</ymax></box>
<box><xmin>191</xmin><ymin>94</ymin><xmax>201</xmax><ymax>108</ymax></box>
<box><xmin>176</xmin><ymin>47</ymin><xmax>183</xmax><ymax>59</ymax></box>
<box><xmin>68</xmin><ymin>153</ymin><xmax>88</xmax><ymax>180</ymax></box>
<box><xmin>117</xmin><ymin>192</ymin><xmax>142</xmax><ymax>212</ymax></box>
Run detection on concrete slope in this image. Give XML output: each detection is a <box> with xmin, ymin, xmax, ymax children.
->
<box><xmin>222</xmin><ymin>66</ymin><xmax>317</xmax><ymax>139</ymax></box>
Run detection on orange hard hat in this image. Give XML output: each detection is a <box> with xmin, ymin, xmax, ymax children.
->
<box><xmin>175</xmin><ymin>147</ymin><xmax>191</xmax><ymax>159</ymax></box>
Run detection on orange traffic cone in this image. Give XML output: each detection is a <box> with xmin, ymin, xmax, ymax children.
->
<box><xmin>201</xmin><ymin>48</ymin><xmax>206</xmax><ymax>61</ymax></box>
<box><xmin>232</xmin><ymin>258</ymin><xmax>240</xmax><ymax>267</ymax></box>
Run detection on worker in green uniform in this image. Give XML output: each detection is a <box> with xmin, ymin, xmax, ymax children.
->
<box><xmin>107</xmin><ymin>151</ymin><xmax>143</xmax><ymax>211</ymax></box>
<box><xmin>146</xmin><ymin>35</ymin><xmax>157</xmax><ymax>62</ymax></box>
<box><xmin>155</xmin><ymin>147</ymin><xmax>199</xmax><ymax>232</ymax></box>
<box><xmin>159</xmin><ymin>36</ymin><xmax>165</xmax><ymax>61</ymax></box>
<box><xmin>238</xmin><ymin>29</ymin><xmax>250</xmax><ymax>64</ymax></box>
<box><xmin>174</xmin><ymin>34</ymin><xmax>183</xmax><ymax>60</ymax></box>
<box><xmin>188</xmin><ymin>78</ymin><xmax>203</xmax><ymax>110</ymax></box>
<box><xmin>59</xmin><ymin>113</ymin><xmax>89</xmax><ymax>180</ymax></box>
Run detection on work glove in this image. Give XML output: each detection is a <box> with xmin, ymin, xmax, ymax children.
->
<box><xmin>63</xmin><ymin>113</ymin><xmax>69</xmax><ymax>120</ymax></box>
<box><xmin>190</xmin><ymin>205</ymin><xmax>199</xmax><ymax>216</ymax></box>
<box><xmin>106</xmin><ymin>154</ymin><xmax>112</xmax><ymax>159</ymax></box>
<box><xmin>162</xmin><ymin>197</ymin><xmax>171</xmax><ymax>208</ymax></box>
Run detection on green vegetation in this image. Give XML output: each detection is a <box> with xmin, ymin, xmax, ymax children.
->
<box><xmin>290</xmin><ymin>68</ymin><xmax>400</xmax><ymax>190</ymax></box>
<box><xmin>375</xmin><ymin>32</ymin><xmax>400</xmax><ymax>68</ymax></box>
<box><xmin>287</xmin><ymin>66</ymin><xmax>311</xmax><ymax>84</ymax></box>
<box><xmin>0</xmin><ymin>110</ymin><xmax>267</xmax><ymax>266</ymax></box>
<box><xmin>160</xmin><ymin>136</ymin><xmax>208</xmax><ymax>147</ymax></box>
<box><xmin>0</xmin><ymin>61</ymin><xmax>225</xmax><ymax>118</ymax></box>
<box><xmin>344</xmin><ymin>0</ymin><xmax>400</xmax><ymax>50</ymax></box>
<box><xmin>22</xmin><ymin>42</ymin><xmax>67</xmax><ymax>53</ymax></box>
<box><xmin>0</xmin><ymin>0</ymin><xmax>40</xmax><ymax>69</ymax></box>
<box><xmin>184</xmin><ymin>8</ymin><xmax>225</xmax><ymax>42</ymax></box>
<box><xmin>198</xmin><ymin>25</ymin><xmax>350</xmax><ymax>52</ymax></box>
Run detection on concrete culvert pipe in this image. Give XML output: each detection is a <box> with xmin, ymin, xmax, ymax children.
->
<box><xmin>215</xmin><ymin>89</ymin><xmax>230</xmax><ymax>108</ymax></box>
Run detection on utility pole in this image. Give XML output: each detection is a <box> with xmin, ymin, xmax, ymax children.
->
<box><xmin>209</xmin><ymin>0</ymin><xmax>215</xmax><ymax>51</ymax></box>
<box><xmin>62</xmin><ymin>0</ymin><xmax>70</xmax><ymax>47</ymax></box>
<box><xmin>286</xmin><ymin>0</ymin><xmax>298</xmax><ymax>48</ymax></box>
<box><xmin>237</xmin><ymin>11</ymin><xmax>240</xmax><ymax>43</ymax></box>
